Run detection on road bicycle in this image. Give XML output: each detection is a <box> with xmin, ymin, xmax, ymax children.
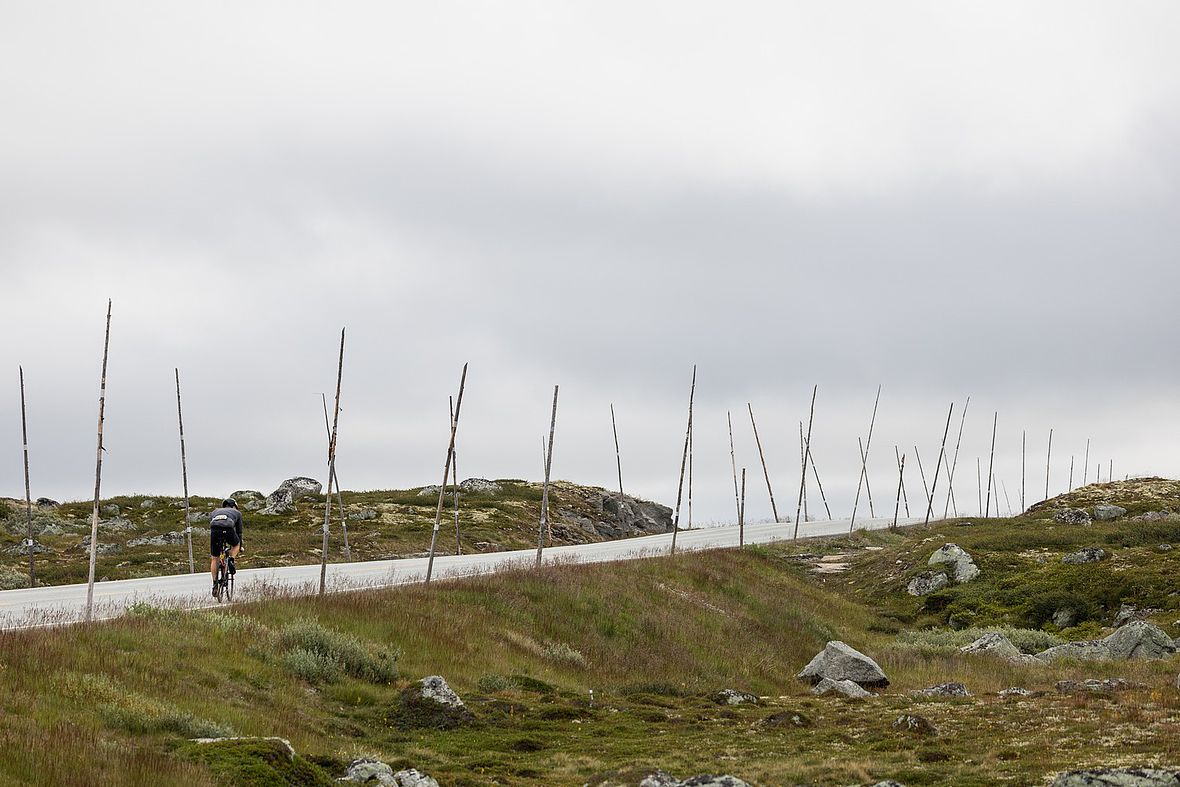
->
<box><xmin>213</xmin><ymin>543</ymin><xmax>235</xmax><ymax>603</ymax></box>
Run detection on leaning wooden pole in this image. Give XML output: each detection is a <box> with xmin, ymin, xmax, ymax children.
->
<box><xmin>1021</xmin><ymin>430</ymin><xmax>1027</xmax><ymax>512</ymax></box>
<box><xmin>793</xmin><ymin>385</ymin><xmax>817</xmax><ymax>540</ymax></box>
<box><xmin>175</xmin><ymin>369</ymin><xmax>194</xmax><ymax>574</ymax></box>
<box><xmin>984</xmin><ymin>411</ymin><xmax>998</xmax><ymax>517</ymax></box>
<box><xmin>426</xmin><ymin>363</ymin><xmax>468</xmax><ymax>584</ymax></box>
<box><xmin>612</xmin><ymin>404</ymin><xmax>625</xmax><ymax>508</ymax></box>
<box><xmin>1068</xmin><ymin>455</ymin><xmax>1075</xmax><ymax>491</ymax></box>
<box><xmin>535</xmin><ymin>384</ymin><xmax>559</xmax><ymax>566</ymax></box>
<box><xmin>687</xmin><ymin>415</ymin><xmax>694</xmax><ymax>530</ymax></box>
<box><xmin>895</xmin><ymin>446</ymin><xmax>911</xmax><ymax>517</ymax></box>
<box><xmin>922</xmin><ymin>402</ymin><xmax>954</xmax><ymax>526</ymax></box>
<box><xmin>670</xmin><ymin>367</ymin><xmax>697</xmax><ymax>555</ymax></box>
<box><xmin>806</xmin><ymin>441</ymin><xmax>833</xmax><ymax>520</ymax></box>
<box><xmin>914</xmin><ymin>446</ymin><xmax>932</xmax><ymax>510</ymax></box>
<box><xmin>85</xmin><ymin>299</ymin><xmax>112</xmax><ymax>622</ymax></box>
<box><xmin>450</xmin><ymin>396</ymin><xmax>461</xmax><ymax>556</ymax></box>
<box><xmin>1044</xmin><ymin>428</ymin><xmax>1053</xmax><ymax>500</ymax></box>
<box><xmin>892</xmin><ymin>452</ymin><xmax>906</xmax><ymax>530</ymax></box>
<box><xmin>849</xmin><ymin>385</ymin><xmax>882</xmax><ymax>528</ymax></box>
<box><xmin>321</xmin><ymin>394</ymin><xmax>350</xmax><ymax>562</ymax></box>
<box><xmin>727</xmin><ymin>411</ymin><xmax>740</xmax><ymax>523</ymax></box>
<box><xmin>943</xmin><ymin>396</ymin><xmax>970</xmax><ymax>518</ymax></box>
<box><xmin>977</xmin><ymin>457</ymin><xmax>983</xmax><ymax>516</ymax></box>
<box><xmin>799</xmin><ymin>422</ymin><xmax>809</xmax><ymax>523</ymax></box>
<box><xmin>19</xmin><ymin>367</ymin><xmax>35</xmax><ymax>587</ymax></box>
<box><xmin>1083</xmin><ymin>438</ymin><xmax>1090</xmax><ymax>485</ymax></box>
<box><xmin>318</xmin><ymin>328</ymin><xmax>346</xmax><ymax>596</ymax></box>
<box><xmin>738</xmin><ymin>468</ymin><xmax>747</xmax><ymax>547</ymax></box>
<box><xmin>747</xmin><ymin>403</ymin><xmax>779</xmax><ymax>523</ymax></box>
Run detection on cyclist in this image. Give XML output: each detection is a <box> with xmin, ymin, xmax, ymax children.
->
<box><xmin>209</xmin><ymin>498</ymin><xmax>243</xmax><ymax>597</ymax></box>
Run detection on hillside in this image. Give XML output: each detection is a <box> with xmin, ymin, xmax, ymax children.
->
<box><xmin>0</xmin><ymin>478</ymin><xmax>672</xmax><ymax>588</ymax></box>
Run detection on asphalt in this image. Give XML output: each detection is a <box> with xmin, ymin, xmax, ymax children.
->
<box><xmin>0</xmin><ymin>515</ymin><xmax>922</xmax><ymax>629</ymax></box>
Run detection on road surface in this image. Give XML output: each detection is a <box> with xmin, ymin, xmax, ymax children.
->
<box><xmin>0</xmin><ymin>516</ymin><xmax>921</xmax><ymax>629</ymax></box>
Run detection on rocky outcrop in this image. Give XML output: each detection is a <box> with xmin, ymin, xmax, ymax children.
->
<box><xmin>1036</xmin><ymin>621</ymin><xmax>1176</xmax><ymax>662</ymax></box>
<box><xmin>1093</xmin><ymin>504</ymin><xmax>1128</xmax><ymax>521</ymax></box>
<box><xmin>906</xmin><ymin>571</ymin><xmax>948</xmax><ymax>596</ymax></box>
<box><xmin>960</xmin><ymin>632</ymin><xmax>1037</xmax><ymax>663</ymax></box>
<box><xmin>229</xmin><ymin>490</ymin><xmax>266</xmax><ymax>511</ymax></box>
<box><xmin>713</xmin><ymin>689</ymin><xmax>758</xmax><ymax>705</ymax></box>
<box><xmin>261</xmin><ymin>478</ymin><xmax>322</xmax><ymax>515</ymax></box>
<box><xmin>127</xmin><ymin>531</ymin><xmax>187</xmax><ymax>547</ymax></box>
<box><xmin>339</xmin><ymin>759</ymin><xmax>439</xmax><ymax>787</ymax></box>
<box><xmin>554</xmin><ymin>488</ymin><xmax>673</xmax><ymax>540</ymax></box>
<box><xmin>812</xmin><ymin>678</ymin><xmax>874</xmax><ymax>698</ymax></box>
<box><xmin>928</xmin><ymin>543</ymin><xmax>979</xmax><ymax>582</ymax></box>
<box><xmin>459</xmin><ymin>478</ymin><xmax>501</xmax><ymax>493</ymax></box>
<box><xmin>1063</xmin><ymin>547</ymin><xmax>1107</xmax><ymax>564</ymax></box>
<box><xmin>35</xmin><ymin>497</ymin><xmax>58</xmax><ymax>508</ymax></box>
<box><xmin>913</xmin><ymin>682</ymin><xmax>970</xmax><ymax>698</ymax></box>
<box><xmin>797</xmin><ymin>641</ymin><xmax>889</xmax><ymax>688</ymax></box>
<box><xmin>395</xmin><ymin>676</ymin><xmax>474</xmax><ymax>729</ymax></box>
<box><xmin>1050</xmin><ymin>767</ymin><xmax>1180</xmax><ymax>786</ymax></box>
<box><xmin>1055</xmin><ymin>508</ymin><xmax>1093</xmax><ymax>525</ymax></box>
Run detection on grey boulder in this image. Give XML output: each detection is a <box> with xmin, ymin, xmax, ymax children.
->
<box><xmin>812</xmin><ymin>677</ymin><xmax>875</xmax><ymax>698</ymax></box>
<box><xmin>1056</xmin><ymin>678</ymin><xmax>1139</xmax><ymax>694</ymax></box>
<box><xmin>1093</xmin><ymin>504</ymin><xmax>1128</xmax><ymax>521</ymax></box>
<box><xmin>906</xmin><ymin>571</ymin><xmax>948</xmax><ymax>597</ymax></box>
<box><xmin>339</xmin><ymin>759</ymin><xmax>440</xmax><ymax>787</ymax></box>
<box><xmin>459</xmin><ymin>478</ymin><xmax>501</xmax><ymax>493</ymax></box>
<box><xmin>348</xmin><ymin>508</ymin><xmax>379</xmax><ymax>521</ymax></box>
<box><xmin>229</xmin><ymin>490</ymin><xmax>267</xmax><ymax>511</ymax></box>
<box><xmin>395</xmin><ymin>676</ymin><xmax>475</xmax><ymax>729</ymax></box>
<box><xmin>1062</xmin><ymin>547</ymin><xmax>1107</xmax><ymax>564</ymax></box>
<box><xmin>928</xmin><ymin>543</ymin><xmax>980</xmax><ymax>582</ymax></box>
<box><xmin>639</xmin><ymin>774</ymin><xmax>751</xmax><ymax>787</ymax></box>
<box><xmin>1050</xmin><ymin>768</ymin><xmax>1180</xmax><ymax>786</ymax></box>
<box><xmin>1037</xmin><ymin>621</ymin><xmax>1176</xmax><ymax>662</ymax></box>
<box><xmin>891</xmin><ymin>714</ymin><xmax>937</xmax><ymax>735</ymax></box>
<box><xmin>261</xmin><ymin>477</ymin><xmax>322</xmax><ymax>515</ymax></box>
<box><xmin>960</xmin><ymin>632</ymin><xmax>1037</xmax><ymax>663</ymax></box>
<box><xmin>1055</xmin><ymin>508</ymin><xmax>1093</xmax><ymax>525</ymax></box>
<box><xmin>797</xmin><ymin>641</ymin><xmax>889</xmax><ymax>688</ymax></box>
<box><xmin>912</xmin><ymin>682</ymin><xmax>970</xmax><ymax>698</ymax></box>
<box><xmin>713</xmin><ymin>688</ymin><xmax>758</xmax><ymax>705</ymax></box>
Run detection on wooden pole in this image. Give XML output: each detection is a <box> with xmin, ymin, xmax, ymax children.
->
<box><xmin>891</xmin><ymin>452</ymin><xmax>905</xmax><ymax>530</ymax></box>
<box><xmin>793</xmin><ymin>384</ymin><xmax>817</xmax><ymax>540</ymax></box>
<box><xmin>612</xmin><ymin>404</ymin><xmax>625</xmax><ymax>508</ymax></box>
<box><xmin>747</xmin><ymin>403</ymin><xmax>779</xmax><ymax>523</ymax></box>
<box><xmin>943</xmin><ymin>396</ymin><xmax>970</xmax><ymax>518</ymax></box>
<box><xmin>687</xmin><ymin>412</ymin><xmax>694</xmax><ymax>531</ymax></box>
<box><xmin>536</xmin><ymin>384</ymin><xmax>559</xmax><ymax>566</ymax></box>
<box><xmin>1068</xmin><ymin>455</ymin><xmax>1074</xmax><ymax>491</ymax></box>
<box><xmin>914</xmin><ymin>445</ymin><xmax>932</xmax><ymax>513</ymax></box>
<box><xmin>984</xmin><ymin>411</ymin><xmax>997</xmax><ymax>517</ymax></box>
<box><xmin>318</xmin><ymin>328</ymin><xmax>346</xmax><ymax>596</ymax></box>
<box><xmin>321</xmin><ymin>393</ymin><xmax>350</xmax><ymax>562</ymax></box>
<box><xmin>450</xmin><ymin>396</ymin><xmax>461</xmax><ymax>556</ymax></box>
<box><xmin>806</xmin><ymin>440</ymin><xmax>833</xmax><ymax>520</ymax></box>
<box><xmin>1108</xmin><ymin>459</ymin><xmax>1113</xmax><ymax>484</ymax></box>
<box><xmin>670</xmin><ymin>367</ymin><xmax>697</xmax><ymax>555</ymax></box>
<box><xmin>849</xmin><ymin>385</ymin><xmax>881</xmax><ymax>528</ymax></box>
<box><xmin>19</xmin><ymin>367</ymin><xmax>35</xmax><ymax>587</ymax></box>
<box><xmin>1021</xmin><ymin>430</ymin><xmax>1026</xmax><ymax>512</ymax></box>
<box><xmin>426</xmin><ymin>363</ymin><xmax>468</xmax><ymax>583</ymax></box>
<box><xmin>727</xmin><ymin>411</ymin><xmax>740</xmax><ymax>523</ymax></box>
<box><xmin>175</xmin><ymin>369</ymin><xmax>194</xmax><ymax>574</ymax></box>
<box><xmin>1044</xmin><ymin>428</ymin><xmax>1053</xmax><ymax>500</ymax></box>
<box><xmin>850</xmin><ymin>437</ymin><xmax>867</xmax><ymax>529</ymax></box>
<box><xmin>977</xmin><ymin>458</ymin><xmax>983</xmax><ymax>517</ymax></box>
<box><xmin>1083</xmin><ymin>439</ymin><xmax>1090</xmax><ymax>485</ymax></box>
<box><xmin>739</xmin><ymin>468</ymin><xmax>746</xmax><ymax>547</ymax></box>
<box><xmin>85</xmin><ymin>299</ymin><xmax>112</xmax><ymax>622</ymax></box>
<box><xmin>895</xmin><ymin>446</ymin><xmax>910</xmax><ymax>517</ymax></box>
<box><xmin>1002</xmin><ymin>480</ymin><xmax>1013</xmax><ymax>517</ymax></box>
<box><xmin>922</xmin><ymin>402</ymin><xmax>954</xmax><ymax>526</ymax></box>
<box><xmin>799</xmin><ymin>422</ymin><xmax>809</xmax><ymax>523</ymax></box>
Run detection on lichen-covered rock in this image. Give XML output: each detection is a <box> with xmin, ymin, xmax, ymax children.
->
<box><xmin>395</xmin><ymin>676</ymin><xmax>475</xmax><ymax>729</ymax></box>
<box><xmin>459</xmin><ymin>478</ymin><xmax>501</xmax><ymax>493</ymax></box>
<box><xmin>341</xmin><ymin>758</ymin><xmax>396</xmax><ymax>784</ymax></box>
<box><xmin>906</xmin><ymin>571</ymin><xmax>948</xmax><ymax>596</ymax></box>
<box><xmin>229</xmin><ymin>490</ymin><xmax>267</xmax><ymax>511</ymax></box>
<box><xmin>1104</xmin><ymin>621</ymin><xmax>1176</xmax><ymax>660</ymax></box>
<box><xmin>797</xmin><ymin>641</ymin><xmax>889</xmax><ymax>688</ymax></box>
<box><xmin>139</xmin><ymin>499</ymin><xmax>157</xmax><ymax>509</ymax></box>
<box><xmin>960</xmin><ymin>632</ymin><xmax>1037</xmax><ymax>663</ymax></box>
<box><xmin>928</xmin><ymin>543</ymin><xmax>980</xmax><ymax>582</ymax></box>
<box><xmin>127</xmin><ymin>531</ymin><xmax>187</xmax><ymax>547</ymax></box>
<box><xmin>713</xmin><ymin>688</ymin><xmax>758</xmax><ymax>705</ymax></box>
<box><xmin>999</xmin><ymin>687</ymin><xmax>1035</xmax><ymax>697</ymax></box>
<box><xmin>1055</xmin><ymin>508</ymin><xmax>1092</xmax><ymax>525</ymax></box>
<box><xmin>1062</xmin><ymin>547</ymin><xmax>1107</xmax><ymax>564</ymax></box>
<box><xmin>640</xmin><ymin>774</ymin><xmax>751</xmax><ymax>787</ymax></box>
<box><xmin>1055</xmin><ymin>678</ymin><xmax>1139</xmax><ymax>694</ymax></box>
<box><xmin>392</xmin><ymin>769</ymin><xmax>440</xmax><ymax>787</ymax></box>
<box><xmin>1036</xmin><ymin>639</ymin><xmax>1112</xmax><ymax>662</ymax></box>
<box><xmin>891</xmin><ymin>714</ymin><xmax>937</xmax><ymax>735</ymax></box>
<box><xmin>261</xmin><ymin>477</ymin><xmax>322</xmax><ymax>515</ymax></box>
<box><xmin>1050</xmin><ymin>767</ymin><xmax>1180</xmax><ymax>786</ymax></box>
<box><xmin>348</xmin><ymin>508</ymin><xmax>379</xmax><ymax>521</ymax></box>
<box><xmin>1093</xmin><ymin>504</ymin><xmax>1128</xmax><ymax>521</ymax></box>
<box><xmin>100</xmin><ymin>503</ymin><xmax>120</xmax><ymax>517</ymax></box>
<box><xmin>913</xmin><ymin>682</ymin><xmax>970</xmax><ymax>698</ymax></box>
<box><xmin>811</xmin><ymin>677</ymin><xmax>874</xmax><ymax>698</ymax></box>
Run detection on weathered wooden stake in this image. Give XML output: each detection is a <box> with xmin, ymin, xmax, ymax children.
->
<box><xmin>1108</xmin><ymin>459</ymin><xmax>1113</xmax><ymax>484</ymax></box>
<box><xmin>450</xmin><ymin>396</ymin><xmax>461</xmax><ymax>556</ymax></box>
<box><xmin>19</xmin><ymin>367</ymin><xmax>35</xmax><ymax>587</ymax></box>
<box><xmin>536</xmin><ymin>385</ymin><xmax>559</xmax><ymax>566</ymax></box>
<box><xmin>891</xmin><ymin>452</ymin><xmax>906</xmax><ymax>530</ymax></box>
<box><xmin>922</xmin><ymin>402</ymin><xmax>954</xmax><ymax>526</ymax></box>
<box><xmin>849</xmin><ymin>385</ymin><xmax>881</xmax><ymax>528</ymax></box>
<box><xmin>984</xmin><ymin>411</ymin><xmax>997</xmax><ymax>517</ymax></box>
<box><xmin>793</xmin><ymin>385</ymin><xmax>817</xmax><ymax>540</ymax></box>
<box><xmin>426</xmin><ymin>363</ymin><xmax>468</xmax><ymax>583</ymax></box>
<box><xmin>670</xmin><ymin>367</ymin><xmax>697</xmax><ymax>555</ymax></box>
<box><xmin>914</xmin><ymin>446</ymin><xmax>932</xmax><ymax>512</ymax></box>
<box><xmin>977</xmin><ymin>457</ymin><xmax>983</xmax><ymax>516</ymax></box>
<box><xmin>806</xmin><ymin>441</ymin><xmax>833</xmax><ymax>520</ymax></box>
<box><xmin>321</xmin><ymin>393</ymin><xmax>350</xmax><ymax>562</ymax></box>
<box><xmin>1068</xmin><ymin>455</ymin><xmax>1074</xmax><ymax>491</ymax></box>
<box><xmin>727</xmin><ymin>411</ymin><xmax>740</xmax><ymax>523</ymax></box>
<box><xmin>1002</xmin><ymin>480</ymin><xmax>1013</xmax><ymax>516</ymax></box>
<box><xmin>318</xmin><ymin>328</ymin><xmax>346</xmax><ymax>596</ymax></box>
<box><xmin>175</xmin><ymin>369</ymin><xmax>194</xmax><ymax>574</ymax></box>
<box><xmin>1083</xmin><ymin>439</ymin><xmax>1090</xmax><ymax>485</ymax></box>
<box><xmin>943</xmin><ymin>396</ymin><xmax>970</xmax><ymax>518</ymax></box>
<box><xmin>1044</xmin><ymin>428</ymin><xmax>1053</xmax><ymax>500</ymax></box>
<box><xmin>1021</xmin><ymin>430</ymin><xmax>1027</xmax><ymax>512</ymax></box>
<box><xmin>85</xmin><ymin>299</ymin><xmax>112</xmax><ymax>622</ymax></box>
<box><xmin>739</xmin><ymin>468</ymin><xmax>747</xmax><ymax>547</ymax></box>
<box><xmin>895</xmin><ymin>446</ymin><xmax>910</xmax><ymax>517</ymax></box>
<box><xmin>612</xmin><ymin>404</ymin><xmax>625</xmax><ymax>508</ymax></box>
<box><xmin>687</xmin><ymin>413</ymin><xmax>694</xmax><ymax>530</ymax></box>
<box><xmin>799</xmin><ymin>422</ymin><xmax>809</xmax><ymax>523</ymax></box>
<box><xmin>747</xmin><ymin>403</ymin><xmax>779</xmax><ymax>523</ymax></box>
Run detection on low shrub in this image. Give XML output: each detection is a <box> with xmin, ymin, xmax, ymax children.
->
<box><xmin>282</xmin><ymin>647</ymin><xmax>342</xmax><ymax>684</ymax></box>
<box><xmin>277</xmin><ymin>619</ymin><xmax>398</xmax><ymax>684</ymax></box>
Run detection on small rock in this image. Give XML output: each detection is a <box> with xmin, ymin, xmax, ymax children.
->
<box><xmin>1050</xmin><ymin>767</ymin><xmax>1180</xmax><ymax>786</ymax></box>
<box><xmin>1159</xmin><ymin>544</ymin><xmax>1174</xmax><ymax>552</ymax></box>
<box><xmin>35</xmin><ymin>497</ymin><xmax>59</xmax><ymax>508</ymax></box>
<box><xmin>1055</xmin><ymin>678</ymin><xmax>1139</xmax><ymax>694</ymax></box>
<box><xmin>348</xmin><ymin>509</ymin><xmax>379</xmax><ymax>521</ymax></box>
<box><xmin>999</xmin><ymin>687</ymin><xmax>1035</xmax><ymax>697</ymax></box>
<box><xmin>459</xmin><ymin>478</ymin><xmax>501</xmax><ymax>493</ymax></box>
<box><xmin>891</xmin><ymin>714</ymin><xmax>937</xmax><ymax>735</ymax></box>
<box><xmin>759</xmin><ymin>711</ymin><xmax>811</xmax><ymax>728</ymax></box>
<box><xmin>913</xmin><ymin>682</ymin><xmax>970</xmax><ymax>698</ymax></box>
<box><xmin>474</xmin><ymin>541</ymin><xmax>503</xmax><ymax>552</ymax></box>
<box><xmin>229</xmin><ymin>490</ymin><xmax>267</xmax><ymax>511</ymax></box>
<box><xmin>639</xmin><ymin>772</ymin><xmax>680</xmax><ymax>787</ymax></box>
<box><xmin>811</xmin><ymin>677</ymin><xmax>874</xmax><ymax>698</ymax></box>
<box><xmin>1174</xmin><ymin>674</ymin><xmax>1180</xmax><ymax>690</ymax></box>
<box><xmin>341</xmin><ymin>758</ymin><xmax>395</xmax><ymax>785</ymax></box>
<box><xmin>867</xmin><ymin>782</ymin><xmax>909</xmax><ymax>787</ymax></box>
<box><xmin>395</xmin><ymin>676</ymin><xmax>475</xmax><ymax>729</ymax></box>
<box><xmin>906</xmin><ymin>571</ymin><xmax>949</xmax><ymax>597</ymax></box>
<box><xmin>1062</xmin><ymin>547</ymin><xmax>1107</xmax><ymax>564</ymax></box>
<box><xmin>1053</xmin><ymin>607</ymin><xmax>1079</xmax><ymax>628</ymax></box>
<box><xmin>191</xmin><ymin>736</ymin><xmax>295</xmax><ymax>760</ymax></box>
<box><xmin>928</xmin><ymin>543</ymin><xmax>980</xmax><ymax>582</ymax></box>
<box><xmin>393</xmin><ymin>769</ymin><xmax>440</xmax><ymax>787</ymax></box>
<box><xmin>1092</xmin><ymin>504</ymin><xmax>1128</xmax><ymax>521</ymax></box>
<box><xmin>417</xmin><ymin>486</ymin><xmax>442</xmax><ymax>497</ymax></box>
<box><xmin>139</xmin><ymin>499</ymin><xmax>157</xmax><ymax>509</ymax></box>
<box><xmin>186</xmin><ymin>510</ymin><xmax>207</xmax><ymax>523</ymax></box>
<box><xmin>678</xmin><ymin>778</ymin><xmax>751</xmax><ymax>787</ymax></box>
<box><xmin>797</xmin><ymin>641</ymin><xmax>889</xmax><ymax>688</ymax></box>
<box><xmin>713</xmin><ymin>688</ymin><xmax>758</xmax><ymax>706</ymax></box>
<box><xmin>1054</xmin><ymin>508</ymin><xmax>1092</xmax><ymax>525</ymax></box>
<box><xmin>126</xmin><ymin>531</ymin><xmax>187</xmax><ymax>548</ymax></box>
<box><xmin>100</xmin><ymin>504</ymin><xmax>120</xmax><ymax>517</ymax></box>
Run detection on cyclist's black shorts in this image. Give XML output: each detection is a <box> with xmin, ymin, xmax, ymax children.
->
<box><xmin>210</xmin><ymin>524</ymin><xmax>240</xmax><ymax>557</ymax></box>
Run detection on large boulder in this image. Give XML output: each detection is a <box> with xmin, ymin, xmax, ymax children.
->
<box><xmin>811</xmin><ymin>678</ymin><xmax>874</xmax><ymax>698</ymax></box>
<box><xmin>906</xmin><ymin>571</ymin><xmax>948</xmax><ymax>597</ymax></box>
<box><xmin>1063</xmin><ymin>547</ymin><xmax>1107</xmax><ymax>564</ymax></box>
<box><xmin>928</xmin><ymin>543</ymin><xmax>980</xmax><ymax>583</ymax></box>
<box><xmin>960</xmin><ymin>632</ymin><xmax>1037</xmax><ymax>663</ymax></box>
<box><xmin>1036</xmin><ymin>639</ymin><xmax>1112</xmax><ymax>662</ymax></box>
<box><xmin>339</xmin><ymin>759</ymin><xmax>440</xmax><ymax>787</ymax></box>
<box><xmin>459</xmin><ymin>478</ymin><xmax>501</xmax><ymax>494</ymax></box>
<box><xmin>261</xmin><ymin>477</ymin><xmax>322</xmax><ymax>515</ymax></box>
<box><xmin>1050</xmin><ymin>768</ymin><xmax>1180</xmax><ymax>786</ymax></box>
<box><xmin>1093</xmin><ymin>504</ymin><xmax>1128</xmax><ymax>521</ymax></box>
<box><xmin>1055</xmin><ymin>508</ymin><xmax>1093</xmax><ymax>525</ymax></box>
<box><xmin>1055</xmin><ymin>678</ymin><xmax>1139</xmax><ymax>694</ymax></box>
<box><xmin>1104</xmin><ymin>621</ymin><xmax>1177</xmax><ymax>660</ymax></box>
<box><xmin>395</xmin><ymin>676</ymin><xmax>474</xmax><ymax>729</ymax></box>
<box><xmin>229</xmin><ymin>490</ymin><xmax>267</xmax><ymax>512</ymax></box>
<box><xmin>797</xmin><ymin>641</ymin><xmax>889</xmax><ymax>688</ymax></box>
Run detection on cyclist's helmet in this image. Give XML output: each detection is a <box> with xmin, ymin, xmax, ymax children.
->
<box><xmin>223</xmin><ymin>498</ymin><xmax>238</xmax><ymax>509</ymax></box>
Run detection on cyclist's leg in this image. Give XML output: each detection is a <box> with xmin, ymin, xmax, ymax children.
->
<box><xmin>210</xmin><ymin>528</ymin><xmax>224</xmax><ymax>585</ymax></box>
<box><xmin>226</xmin><ymin>530</ymin><xmax>241</xmax><ymax>573</ymax></box>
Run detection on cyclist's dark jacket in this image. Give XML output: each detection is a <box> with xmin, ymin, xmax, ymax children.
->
<box><xmin>209</xmin><ymin>507</ymin><xmax>243</xmax><ymax>541</ymax></box>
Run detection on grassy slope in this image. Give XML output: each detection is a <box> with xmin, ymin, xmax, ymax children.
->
<box><xmin>1</xmin><ymin>499</ymin><xmax>1179</xmax><ymax>786</ymax></box>
<box><xmin>0</xmin><ymin>480</ymin><xmax>659</xmax><ymax>588</ymax></box>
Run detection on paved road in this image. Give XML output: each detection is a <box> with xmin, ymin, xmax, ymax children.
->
<box><xmin>0</xmin><ymin>516</ymin><xmax>921</xmax><ymax>629</ymax></box>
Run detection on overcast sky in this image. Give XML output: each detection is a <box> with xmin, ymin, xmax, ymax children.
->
<box><xmin>2</xmin><ymin>2</ymin><xmax>1178</xmax><ymax>526</ymax></box>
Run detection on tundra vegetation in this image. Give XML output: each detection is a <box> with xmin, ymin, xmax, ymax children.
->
<box><xmin>0</xmin><ymin>479</ymin><xmax>1176</xmax><ymax>785</ymax></box>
